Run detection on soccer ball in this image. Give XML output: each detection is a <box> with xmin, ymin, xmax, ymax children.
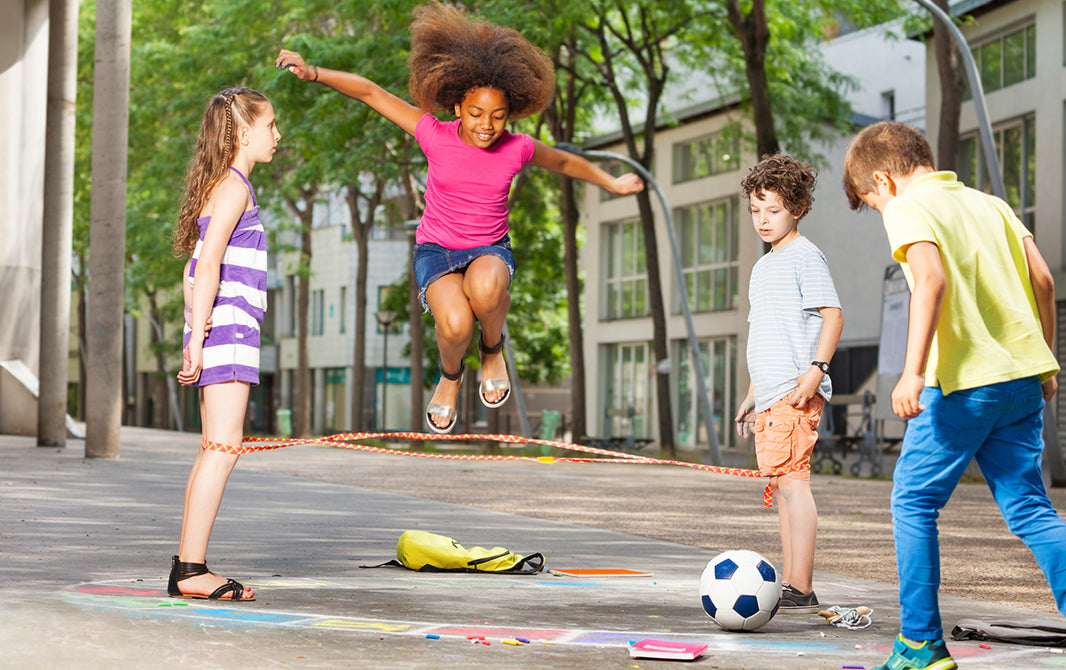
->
<box><xmin>699</xmin><ymin>549</ymin><xmax>781</xmax><ymax>631</ymax></box>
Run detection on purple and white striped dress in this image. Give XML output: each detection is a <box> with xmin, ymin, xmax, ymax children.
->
<box><xmin>183</xmin><ymin>167</ymin><xmax>268</xmax><ymax>387</ymax></box>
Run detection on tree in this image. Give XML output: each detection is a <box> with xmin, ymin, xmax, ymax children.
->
<box><xmin>85</xmin><ymin>0</ymin><xmax>132</xmax><ymax>459</ymax></box>
<box><xmin>575</xmin><ymin>0</ymin><xmax>705</xmax><ymax>457</ymax></box>
<box><xmin>726</xmin><ymin>0</ymin><xmax>778</xmax><ymax>158</ymax></box>
<box><xmin>931</xmin><ymin>0</ymin><xmax>964</xmax><ymax>170</ymax></box>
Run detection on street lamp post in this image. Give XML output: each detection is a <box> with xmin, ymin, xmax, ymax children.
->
<box><xmin>557</xmin><ymin>143</ymin><xmax>722</xmax><ymax>465</ymax></box>
<box><xmin>375</xmin><ymin>310</ymin><xmax>398</xmax><ymax>431</ymax></box>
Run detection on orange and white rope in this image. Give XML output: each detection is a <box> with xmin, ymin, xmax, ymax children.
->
<box><xmin>203</xmin><ymin>432</ymin><xmax>804</xmax><ymax>507</ymax></box>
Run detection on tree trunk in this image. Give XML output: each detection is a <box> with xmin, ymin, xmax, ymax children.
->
<box><xmin>634</xmin><ymin>188</ymin><xmax>676</xmax><ymax>458</ymax></box>
<box><xmin>346</xmin><ymin>180</ymin><xmax>384</xmax><ymax>432</ymax></box>
<box><xmin>550</xmin><ymin>33</ymin><xmax>587</xmax><ymax>440</ymax></box>
<box><xmin>38</xmin><ymin>0</ymin><xmax>79</xmax><ymax>447</ymax></box>
<box><xmin>933</xmin><ymin>0</ymin><xmax>963</xmax><ymax>171</ymax></box>
<box><xmin>401</xmin><ymin>172</ymin><xmax>424</xmax><ymax>433</ymax></box>
<box><xmin>588</xmin><ymin>5</ymin><xmax>675</xmax><ymax>456</ymax></box>
<box><xmin>85</xmin><ymin>0</ymin><xmax>132</xmax><ymax>459</ymax></box>
<box><xmin>727</xmin><ymin>0</ymin><xmax>779</xmax><ymax>158</ymax></box>
<box><xmin>285</xmin><ymin>194</ymin><xmax>314</xmax><ymax>439</ymax></box>
<box><xmin>560</xmin><ymin>176</ymin><xmax>586</xmax><ymax>439</ymax></box>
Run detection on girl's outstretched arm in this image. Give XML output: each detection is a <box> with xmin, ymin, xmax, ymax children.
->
<box><xmin>528</xmin><ymin>140</ymin><xmax>644</xmax><ymax>195</ymax></box>
<box><xmin>275</xmin><ymin>49</ymin><xmax>424</xmax><ymax>137</ymax></box>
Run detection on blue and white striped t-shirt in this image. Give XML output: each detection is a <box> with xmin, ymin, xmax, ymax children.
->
<box><xmin>746</xmin><ymin>236</ymin><xmax>840</xmax><ymax>412</ymax></box>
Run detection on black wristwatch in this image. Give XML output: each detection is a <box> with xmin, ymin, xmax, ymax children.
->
<box><xmin>811</xmin><ymin>361</ymin><xmax>830</xmax><ymax>374</ymax></box>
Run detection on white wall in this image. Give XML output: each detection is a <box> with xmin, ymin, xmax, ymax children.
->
<box><xmin>0</xmin><ymin>0</ymin><xmax>49</xmax><ymax>373</ymax></box>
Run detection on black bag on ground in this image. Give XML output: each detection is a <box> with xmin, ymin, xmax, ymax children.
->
<box><xmin>951</xmin><ymin>619</ymin><xmax>1066</xmax><ymax>647</ymax></box>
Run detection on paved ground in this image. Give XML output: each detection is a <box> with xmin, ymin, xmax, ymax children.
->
<box><xmin>3</xmin><ymin>426</ymin><xmax>1066</xmax><ymax>669</ymax></box>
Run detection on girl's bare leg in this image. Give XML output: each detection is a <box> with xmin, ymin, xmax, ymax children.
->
<box><xmin>176</xmin><ymin>380</ymin><xmax>254</xmax><ymax>599</ymax></box>
<box><xmin>463</xmin><ymin>255</ymin><xmax>511</xmax><ymax>404</ymax></box>
<box><xmin>424</xmin><ymin>273</ymin><xmax>476</xmax><ymax>429</ymax></box>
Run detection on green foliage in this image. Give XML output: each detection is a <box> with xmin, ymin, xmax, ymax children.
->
<box><xmin>73</xmin><ymin>0</ymin><xmax>909</xmax><ymax>392</ymax></box>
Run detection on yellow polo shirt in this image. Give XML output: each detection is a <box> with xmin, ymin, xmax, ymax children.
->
<box><xmin>882</xmin><ymin>171</ymin><xmax>1058</xmax><ymax>394</ymax></box>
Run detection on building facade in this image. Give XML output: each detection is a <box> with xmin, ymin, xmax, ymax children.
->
<box><xmin>578</xmin><ymin>20</ymin><xmax>926</xmax><ymax>451</ymax></box>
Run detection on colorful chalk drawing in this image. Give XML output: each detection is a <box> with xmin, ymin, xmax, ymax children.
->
<box><xmin>61</xmin><ymin>577</ymin><xmax>1063</xmax><ymax>666</ymax></box>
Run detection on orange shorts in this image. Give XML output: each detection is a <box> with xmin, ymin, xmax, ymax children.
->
<box><xmin>753</xmin><ymin>395</ymin><xmax>824</xmax><ymax>480</ymax></box>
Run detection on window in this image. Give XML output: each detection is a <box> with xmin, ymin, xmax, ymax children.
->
<box><xmin>677</xmin><ymin>336</ymin><xmax>737</xmax><ymax>449</ymax></box>
<box><xmin>673</xmin><ymin>128</ymin><xmax>740</xmax><ymax>183</ymax></box>
<box><xmin>312</xmin><ymin>289</ymin><xmax>325</xmax><ymax>336</ymax></box>
<box><xmin>881</xmin><ymin>90</ymin><xmax>896</xmax><ymax>121</ymax></box>
<box><xmin>674</xmin><ymin>197</ymin><xmax>739</xmax><ymax>313</ymax></box>
<box><xmin>965</xmin><ymin>22</ymin><xmax>1036</xmax><ymax>98</ymax></box>
<box><xmin>603</xmin><ymin>219</ymin><xmax>648</xmax><ymax>320</ymax></box>
<box><xmin>339</xmin><ymin>286</ymin><xmax>347</xmax><ymax>334</ymax></box>
<box><xmin>604</xmin><ymin>342</ymin><xmax>649</xmax><ymax>439</ymax></box>
<box><xmin>957</xmin><ymin>114</ymin><xmax>1036</xmax><ymax>230</ymax></box>
<box><xmin>284</xmin><ymin>275</ymin><xmax>296</xmax><ymax>337</ymax></box>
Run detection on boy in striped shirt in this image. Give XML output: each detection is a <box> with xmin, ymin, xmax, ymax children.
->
<box><xmin>734</xmin><ymin>153</ymin><xmax>843</xmax><ymax>613</ymax></box>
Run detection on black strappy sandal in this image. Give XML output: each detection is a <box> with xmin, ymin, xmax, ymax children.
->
<box><xmin>426</xmin><ymin>363</ymin><xmax>464</xmax><ymax>434</ymax></box>
<box><xmin>478</xmin><ymin>334</ymin><xmax>511</xmax><ymax>409</ymax></box>
<box><xmin>168</xmin><ymin>555</ymin><xmax>254</xmax><ymax>601</ymax></box>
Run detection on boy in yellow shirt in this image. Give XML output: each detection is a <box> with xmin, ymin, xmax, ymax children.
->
<box><xmin>843</xmin><ymin>121</ymin><xmax>1064</xmax><ymax>670</ymax></box>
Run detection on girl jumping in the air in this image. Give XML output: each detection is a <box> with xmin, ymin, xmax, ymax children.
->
<box><xmin>276</xmin><ymin>1</ymin><xmax>642</xmax><ymax>433</ymax></box>
<box><xmin>170</xmin><ymin>87</ymin><xmax>280</xmax><ymax>600</ymax></box>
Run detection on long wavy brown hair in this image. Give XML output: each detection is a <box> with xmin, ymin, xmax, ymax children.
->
<box><xmin>407</xmin><ymin>1</ymin><xmax>554</xmax><ymax>120</ymax></box>
<box><xmin>172</xmin><ymin>87</ymin><xmax>270</xmax><ymax>256</ymax></box>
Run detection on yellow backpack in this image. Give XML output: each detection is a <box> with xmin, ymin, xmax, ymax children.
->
<box><xmin>368</xmin><ymin>530</ymin><xmax>545</xmax><ymax>574</ymax></box>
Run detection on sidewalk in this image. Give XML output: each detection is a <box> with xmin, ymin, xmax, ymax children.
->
<box><xmin>1</xmin><ymin>428</ymin><xmax>1064</xmax><ymax>669</ymax></box>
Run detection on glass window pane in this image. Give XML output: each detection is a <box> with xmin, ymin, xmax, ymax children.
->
<box><xmin>697</xmin><ymin>271</ymin><xmax>712</xmax><ymax>312</ymax></box>
<box><xmin>1003</xmin><ymin>125</ymin><xmax>1022</xmax><ymax>209</ymax></box>
<box><xmin>1026</xmin><ymin>117</ymin><xmax>1036</xmax><ymax>207</ymax></box>
<box><xmin>729</xmin><ymin>266</ymin><xmax>738</xmax><ymax>308</ymax></box>
<box><xmin>678</xmin><ymin>210</ymin><xmax>694</xmax><ymax>268</ymax></box>
<box><xmin>728</xmin><ymin>200</ymin><xmax>738</xmax><ymax>261</ymax></box>
<box><xmin>714</xmin><ymin>268</ymin><xmax>729</xmax><ymax>311</ymax></box>
<box><xmin>1026</xmin><ymin>25</ymin><xmax>1036</xmax><ymax>78</ymax></box>
<box><xmin>957</xmin><ymin>136</ymin><xmax>976</xmax><ymax>187</ymax></box>
<box><xmin>622</xmin><ymin>224</ymin><xmax>634</xmax><ymax>275</ymax></box>
<box><xmin>699</xmin><ymin>206</ymin><xmax>715</xmax><ymax>265</ymax></box>
<box><xmin>714</xmin><ymin>202</ymin><xmax>729</xmax><ymax>262</ymax></box>
<box><xmin>981</xmin><ymin>40</ymin><xmax>1002</xmax><ymax>92</ymax></box>
<box><xmin>635</xmin><ymin>278</ymin><xmax>647</xmax><ymax>316</ymax></box>
<box><xmin>606</xmin><ymin>284</ymin><xmax>618</xmax><ymax>320</ymax></box>
<box><xmin>635</xmin><ymin>226</ymin><xmax>646</xmax><ymax>273</ymax></box>
<box><xmin>1003</xmin><ymin>30</ymin><xmax>1025</xmax><ymax>86</ymax></box>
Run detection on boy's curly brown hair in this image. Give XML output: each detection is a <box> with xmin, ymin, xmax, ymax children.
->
<box><xmin>407</xmin><ymin>1</ymin><xmax>554</xmax><ymax>120</ymax></box>
<box><xmin>740</xmin><ymin>153</ymin><xmax>818</xmax><ymax>219</ymax></box>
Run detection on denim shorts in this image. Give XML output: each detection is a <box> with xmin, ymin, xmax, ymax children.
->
<box><xmin>412</xmin><ymin>234</ymin><xmax>515</xmax><ymax>312</ymax></box>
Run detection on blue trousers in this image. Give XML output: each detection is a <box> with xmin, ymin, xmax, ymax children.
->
<box><xmin>891</xmin><ymin>377</ymin><xmax>1066</xmax><ymax>641</ymax></box>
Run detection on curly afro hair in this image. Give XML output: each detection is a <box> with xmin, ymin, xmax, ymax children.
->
<box><xmin>741</xmin><ymin>153</ymin><xmax>818</xmax><ymax>219</ymax></box>
<box><xmin>407</xmin><ymin>1</ymin><xmax>555</xmax><ymax>120</ymax></box>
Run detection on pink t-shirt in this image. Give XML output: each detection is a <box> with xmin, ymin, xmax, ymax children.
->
<box><xmin>414</xmin><ymin>113</ymin><xmax>536</xmax><ymax>249</ymax></box>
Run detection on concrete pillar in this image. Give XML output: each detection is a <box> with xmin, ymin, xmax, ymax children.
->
<box><xmin>38</xmin><ymin>0</ymin><xmax>79</xmax><ymax>447</ymax></box>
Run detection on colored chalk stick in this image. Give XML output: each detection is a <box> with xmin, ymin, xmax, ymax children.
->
<box><xmin>426</xmin><ymin>634</ymin><xmax>440</xmax><ymax>639</ymax></box>
<box><xmin>515</xmin><ymin>637</ymin><xmax>530</xmax><ymax>643</ymax></box>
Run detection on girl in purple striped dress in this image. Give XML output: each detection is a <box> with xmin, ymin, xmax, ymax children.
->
<box><xmin>169</xmin><ymin>87</ymin><xmax>280</xmax><ymax>601</ymax></box>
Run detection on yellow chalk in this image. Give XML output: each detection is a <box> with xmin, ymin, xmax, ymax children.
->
<box><xmin>537</xmin><ymin>456</ymin><xmax>555</xmax><ymax>464</ymax></box>
<box><xmin>502</xmin><ymin>639</ymin><xmax>524</xmax><ymax>646</ymax></box>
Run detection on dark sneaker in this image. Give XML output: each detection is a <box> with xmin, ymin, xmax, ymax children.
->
<box><xmin>778</xmin><ymin>583</ymin><xmax>819</xmax><ymax>614</ymax></box>
<box><xmin>872</xmin><ymin>635</ymin><xmax>957</xmax><ymax>670</ymax></box>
